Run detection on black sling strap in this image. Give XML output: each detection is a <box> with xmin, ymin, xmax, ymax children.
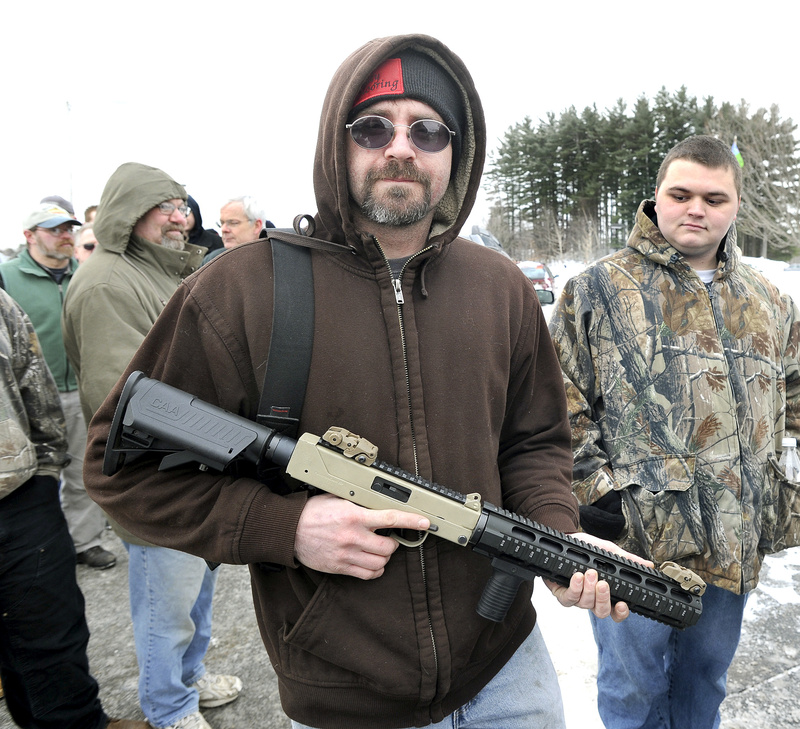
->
<box><xmin>256</xmin><ymin>216</ymin><xmax>353</xmax><ymax>437</ymax></box>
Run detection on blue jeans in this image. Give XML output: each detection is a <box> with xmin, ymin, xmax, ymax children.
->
<box><xmin>124</xmin><ymin>542</ymin><xmax>218</xmax><ymax>728</ymax></box>
<box><xmin>0</xmin><ymin>476</ymin><xmax>107</xmax><ymax>729</ymax></box>
<box><xmin>590</xmin><ymin>583</ymin><xmax>747</xmax><ymax>729</ymax></box>
<box><xmin>291</xmin><ymin>623</ymin><xmax>565</xmax><ymax>729</ymax></box>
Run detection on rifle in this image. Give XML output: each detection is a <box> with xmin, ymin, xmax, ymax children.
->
<box><xmin>103</xmin><ymin>371</ymin><xmax>706</xmax><ymax>629</ymax></box>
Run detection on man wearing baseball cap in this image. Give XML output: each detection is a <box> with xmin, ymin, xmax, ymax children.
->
<box><xmin>84</xmin><ymin>36</ymin><xmax>637</xmax><ymax>729</ymax></box>
<box><xmin>40</xmin><ymin>194</ymin><xmax>77</xmax><ymax>217</ymax></box>
<box><xmin>0</xmin><ymin>204</ymin><xmax>117</xmax><ymax>571</ymax></box>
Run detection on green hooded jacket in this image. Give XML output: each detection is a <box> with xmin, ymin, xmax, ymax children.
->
<box><xmin>62</xmin><ymin>162</ymin><xmax>205</xmax><ymax>544</ymax></box>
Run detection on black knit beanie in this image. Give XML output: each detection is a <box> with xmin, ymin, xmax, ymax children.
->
<box><xmin>350</xmin><ymin>49</ymin><xmax>464</xmax><ymax>172</ymax></box>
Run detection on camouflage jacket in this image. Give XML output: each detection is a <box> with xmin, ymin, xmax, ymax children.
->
<box><xmin>549</xmin><ymin>200</ymin><xmax>800</xmax><ymax>593</ymax></box>
<box><xmin>0</xmin><ymin>288</ymin><xmax>67</xmax><ymax>500</ymax></box>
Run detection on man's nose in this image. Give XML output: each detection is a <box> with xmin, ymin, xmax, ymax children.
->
<box><xmin>687</xmin><ymin>197</ymin><xmax>706</xmax><ymax>216</ymax></box>
<box><xmin>384</xmin><ymin>126</ymin><xmax>416</xmax><ymax>160</ymax></box>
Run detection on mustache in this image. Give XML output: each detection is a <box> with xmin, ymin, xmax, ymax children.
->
<box><xmin>364</xmin><ymin>161</ymin><xmax>429</xmax><ymax>186</ymax></box>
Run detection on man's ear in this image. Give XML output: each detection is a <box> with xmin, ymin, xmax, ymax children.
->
<box><xmin>22</xmin><ymin>229</ymin><xmax>35</xmax><ymax>246</ymax></box>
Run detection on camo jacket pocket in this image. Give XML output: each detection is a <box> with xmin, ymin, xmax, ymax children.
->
<box><xmin>761</xmin><ymin>454</ymin><xmax>800</xmax><ymax>554</ymax></box>
<box><xmin>614</xmin><ymin>455</ymin><xmax>707</xmax><ymax>563</ymax></box>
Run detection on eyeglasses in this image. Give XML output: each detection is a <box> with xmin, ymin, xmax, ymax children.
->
<box><xmin>157</xmin><ymin>202</ymin><xmax>190</xmax><ymax>217</ymax></box>
<box><xmin>218</xmin><ymin>219</ymin><xmax>246</xmax><ymax>228</ymax></box>
<box><xmin>346</xmin><ymin>115</ymin><xmax>454</xmax><ymax>153</ymax></box>
<box><xmin>80</xmin><ymin>243</ymin><xmax>96</xmax><ymax>251</ymax></box>
<box><xmin>37</xmin><ymin>224</ymin><xmax>75</xmax><ymax>237</ymax></box>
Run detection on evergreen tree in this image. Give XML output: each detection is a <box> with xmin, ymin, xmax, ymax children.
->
<box><xmin>705</xmin><ymin>102</ymin><xmax>800</xmax><ymax>258</ymax></box>
<box><xmin>487</xmin><ymin>88</ymin><xmax>800</xmax><ymax>262</ymax></box>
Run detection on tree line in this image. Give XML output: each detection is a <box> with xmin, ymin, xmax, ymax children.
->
<box><xmin>485</xmin><ymin>87</ymin><xmax>800</xmax><ymax>264</ymax></box>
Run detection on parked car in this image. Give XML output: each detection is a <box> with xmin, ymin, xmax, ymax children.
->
<box><xmin>518</xmin><ymin>260</ymin><xmax>556</xmax><ymax>291</ymax></box>
<box><xmin>464</xmin><ymin>225</ymin><xmax>512</xmax><ymax>259</ymax></box>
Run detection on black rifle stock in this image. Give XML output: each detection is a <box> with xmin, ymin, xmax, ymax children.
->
<box><xmin>103</xmin><ymin>371</ymin><xmax>705</xmax><ymax>628</ymax></box>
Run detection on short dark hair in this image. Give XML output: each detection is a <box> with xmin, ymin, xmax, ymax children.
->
<box><xmin>656</xmin><ymin>135</ymin><xmax>742</xmax><ymax>197</ymax></box>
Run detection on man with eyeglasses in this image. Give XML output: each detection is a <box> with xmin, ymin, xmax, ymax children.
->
<box><xmin>0</xmin><ymin>204</ymin><xmax>118</xmax><ymax>572</ymax></box>
<box><xmin>63</xmin><ymin>163</ymin><xmax>242</xmax><ymax>729</ymax></box>
<box><xmin>82</xmin><ymin>37</ymin><xmax>636</xmax><ymax>729</ymax></box>
<box><xmin>202</xmin><ymin>195</ymin><xmax>274</xmax><ymax>264</ymax></box>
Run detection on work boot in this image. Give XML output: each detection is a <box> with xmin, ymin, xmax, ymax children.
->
<box><xmin>76</xmin><ymin>545</ymin><xmax>117</xmax><ymax>570</ymax></box>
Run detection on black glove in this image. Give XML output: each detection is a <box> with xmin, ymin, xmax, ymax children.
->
<box><xmin>579</xmin><ymin>490</ymin><xmax>625</xmax><ymax>541</ymax></box>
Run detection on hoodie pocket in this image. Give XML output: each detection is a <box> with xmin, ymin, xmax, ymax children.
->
<box><xmin>276</xmin><ymin>570</ymin><xmax>422</xmax><ymax>697</ymax></box>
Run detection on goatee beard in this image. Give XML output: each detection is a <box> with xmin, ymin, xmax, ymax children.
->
<box><xmin>359</xmin><ymin>162</ymin><xmax>432</xmax><ymax>227</ymax></box>
<box><xmin>160</xmin><ymin>234</ymin><xmax>185</xmax><ymax>251</ymax></box>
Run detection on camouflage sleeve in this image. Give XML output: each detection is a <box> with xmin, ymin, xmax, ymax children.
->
<box><xmin>1</xmin><ymin>290</ymin><xmax>68</xmax><ymax>475</ymax></box>
<box><xmin>548</xmin><ymin>275</ymin><xmax>618</xmax><ymax>506</ymax></box>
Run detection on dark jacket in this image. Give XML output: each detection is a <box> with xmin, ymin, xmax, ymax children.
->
<box><xmin>549</xmin><ymin>200</ymin><xmax>800</xmax><ymax>593</ymax></box>
<box><xmin>187</xmin><ymin>195</ymin><xmax>223</xmax><ymax>253</ymax></box>
<box><xmin>83</xmin><ymin>35</ymin><xmax>577</xmax><ymax>728</ymax></box>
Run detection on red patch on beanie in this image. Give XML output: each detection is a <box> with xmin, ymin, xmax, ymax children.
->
<box><xmin>352</xmin><ymin>58</ymin><xmax>404</xmax><ymax>108</ymax></box>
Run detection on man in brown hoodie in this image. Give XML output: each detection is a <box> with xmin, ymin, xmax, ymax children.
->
<box><xmin>83</xmin><ymin>35</ymin><xmax>632</xmax><ymax>729</ymax></box>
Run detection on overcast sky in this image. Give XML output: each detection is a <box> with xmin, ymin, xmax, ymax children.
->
<box><xmin>4</xmin><ymin>1</ymin><xmax>797</xmax><ymax>250</ymax></box>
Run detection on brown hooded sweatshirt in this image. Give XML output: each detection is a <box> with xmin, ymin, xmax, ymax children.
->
<box><xmin>83</xmin><ymin>34</ymin><xmax>578</xmax><ymax>728</ymax></box>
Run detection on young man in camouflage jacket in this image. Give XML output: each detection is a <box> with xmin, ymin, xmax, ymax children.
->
<box><xmin>549</xmin><ymin>135</ymin><xmax>800</xmax><ymax>729</ymax></box>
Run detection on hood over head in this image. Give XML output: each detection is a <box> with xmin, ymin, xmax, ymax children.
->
<box><xmin>312</xmin><ymin>34</ymin><xmax>485</xmax><ymax>248</ymax></box>
<box><xmin>93</xmin><ymin>162</ymin><xmax>187</xmax><ymax>253</ymax></box>
<box><xmin>186</xmin><ymin>195</ymin><xmax>206</xmax><ymax>245</ymax></box>
<box><xmin>187</xmin><ymin>195</ymin><xmax>202</xmax><ymax>231</ymax></box>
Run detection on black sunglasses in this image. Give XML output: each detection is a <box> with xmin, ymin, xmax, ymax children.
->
<box><xmin>80</xmin><ymin>243</ymin><xmax>96</xmax><ymax>251</ymax></box>
<box><xmin>346</xmin><ymin>115</ymin><xmax>454</xmax><ymax>154</ymax></box>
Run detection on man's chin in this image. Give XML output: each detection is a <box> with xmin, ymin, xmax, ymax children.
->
<box><xmin>160</xmin><ymin>234</ymin><xmax>186</xmax><ymax>251</ymax></box>
<box><xmin>361</xmin><ymin>190</ymin><xmax>432</xmax><ymax>227</ymax></box>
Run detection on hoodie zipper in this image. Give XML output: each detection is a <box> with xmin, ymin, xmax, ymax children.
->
<box><xmin>376</xmin><ymin>239</ymin><xmax>439</xmax><ymax>686</ymax></box>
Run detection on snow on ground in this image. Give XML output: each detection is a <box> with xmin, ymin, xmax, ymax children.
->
<box><xmin>534</xmin><ymin>583</ymin><xmax>605</xmax><ymax>728</ymax></box>
<box><xmin>742</xmin><ymin>548</ymin><xmax>800</xmax><ymax>618</ymax></box>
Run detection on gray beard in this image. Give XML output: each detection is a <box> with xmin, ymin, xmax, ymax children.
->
<box><xmin>361</xmin><ymin>187</ymin><xmax>432</xmax><ymax>226</ymax></box>
<box><xmin>160</xmin><ymin>235</ymin><xmax>185</xmax><ymax>251</ymax></box>
<box><xmin>34</xmin><ymin>240</ymin><xmax>71</xmax><ymax>262</ymax></box>
<box><xmin>358</xmin><ymin>163</ymin><xmax>433</xmax><ymax>227</ymax></box>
